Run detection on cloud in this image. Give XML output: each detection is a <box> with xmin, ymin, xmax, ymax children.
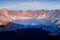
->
<box><xmin>0</xmin><ymin>1</ymin><xmax>60</xmax><ymax>10</ymax></box>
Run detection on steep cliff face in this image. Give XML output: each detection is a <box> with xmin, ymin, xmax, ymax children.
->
<box><xmin>0</xmin><ymin>9</ymin><xmax>60</xmax><ymax>36</ymax></box>
<box><xmin>0</xmin><ymin>9</ymin><xmax>10</xmax><ymax>25</ymax></box>
<box><xmin>0</xmin><ymin>9</ymin><xmax>46</xmax><ymax>25</ymax></box>
<box><xmin>0</xmin><ymin>9</ymin><xmax>60</xmax><ymax>28</ymax></box>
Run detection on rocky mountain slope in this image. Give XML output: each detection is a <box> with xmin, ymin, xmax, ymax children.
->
<box><xmin>0</xmin><ymin>9</ymin><xmax>60</xmax><ymax>36</ymax></box>
<box><xmin>0</xmin><ymin>9</ymin><xmax>60</xmax><ymax>26</ymax></box>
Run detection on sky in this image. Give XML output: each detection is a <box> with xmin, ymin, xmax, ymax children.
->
<box><xmin>0</xmin><ymin>0</ymin><xmax>60</xmax><ymax>10</ymax></box>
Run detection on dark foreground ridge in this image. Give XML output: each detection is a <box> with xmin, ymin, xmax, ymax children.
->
<box><xmin>0</xmin><ymin>22</ymin><xmax>60</xmax><ymax>40</ymax></box>
<box><xmin>0</xmin><ymin>27</ymin><xmax>60</xmax><ymax>40</ymax></box>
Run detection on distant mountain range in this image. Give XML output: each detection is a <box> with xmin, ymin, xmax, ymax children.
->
<box><xmin>0</xmin><ymin>9</ymin><xmax>60</xmax><ymax>36</ymax></box>
<box><xmin>0</xmin><ymin>9</ymin><xmax>60</xmax><ymax>26</ymax></box>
